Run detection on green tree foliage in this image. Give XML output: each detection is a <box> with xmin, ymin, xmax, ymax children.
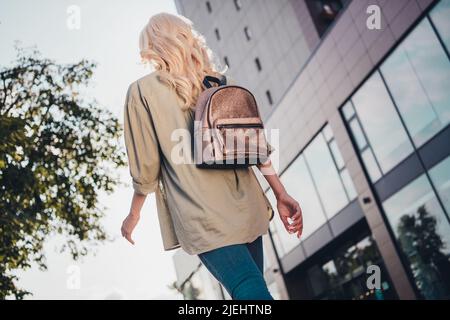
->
<box><xmin>0</xmin><ymin>47</ymin><xmax>127</xmax><ymax>299</ymax></box>
<box><xmin>397</xmin><ymin>205</ymin><xmax>450</xmax><ymax>299</ymax></box>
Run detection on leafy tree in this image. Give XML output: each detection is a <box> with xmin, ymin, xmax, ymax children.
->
<box><xmin>168</xmin><ymin>281</ymin><xmax>183</xmax><ymax>295</ymax></box>
<box><xmin>168</xmin><ymin>269</ymin><xmax>201</xmax><ymax>300</ymax></box>
<box><xmin>0</xmin><ymin>46</ymin><xmax>126</xmax><ymax>299</ymax></box>
<box><xmin>182</xmin><ymin>281</ymin><xmax>201</xmax><ymax>300</ymax></box>
<box><xmin>397</xmin><ymin>205</ymin><xmax>450</xmax><ymax>299</ymax></box>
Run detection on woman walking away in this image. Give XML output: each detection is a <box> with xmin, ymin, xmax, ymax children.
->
<box><xmin>121</xmin><ymin>13</ymin><xmax>303</xmax><ymax>300</ymax></box>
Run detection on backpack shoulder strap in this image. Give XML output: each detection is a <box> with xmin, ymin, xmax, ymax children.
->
<box><xmin>203</xmin><ymin>75</ymin><xmax>227</xmax><ymax>88</ymax></box>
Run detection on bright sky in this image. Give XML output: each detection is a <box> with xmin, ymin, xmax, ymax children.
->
<box><xmin>0</xmin><ymin>0</ymin><xmax>183</xmax><ymax>299</ymax></box>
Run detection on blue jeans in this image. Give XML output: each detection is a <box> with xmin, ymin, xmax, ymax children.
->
<box><xmin>198</xmin><ymin>236</ymin><xmax>274</xmax><ymax>300</ymax></box>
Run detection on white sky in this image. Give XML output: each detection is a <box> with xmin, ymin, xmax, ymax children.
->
<box><xmin>0</xmin><ymin>0</ymin><xmax>183</xmax><ymax>299</ymax></box>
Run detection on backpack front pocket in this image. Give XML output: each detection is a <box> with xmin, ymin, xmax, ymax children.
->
<box><xmin>214</xmin><ymin>122</ymin><xmax>269</xmax><ymax>164</ymax></box>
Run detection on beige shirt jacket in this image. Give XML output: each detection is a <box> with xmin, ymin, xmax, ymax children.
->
<box><xmin>123</xmin><ymin>71</ymin><xmax>274</xmax><ymax>255</ymax></box>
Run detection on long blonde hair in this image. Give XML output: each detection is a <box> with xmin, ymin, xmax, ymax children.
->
<box><xmin>139</xmin><ymin>12</ymin><xmax>226</xmax><ymax>111</ymax></box>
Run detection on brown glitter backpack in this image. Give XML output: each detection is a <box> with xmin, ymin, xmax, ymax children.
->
<box><xmin>194</xmin><ymin>75</ymin><xmax>273</xmax><ymax>168</ymax></box>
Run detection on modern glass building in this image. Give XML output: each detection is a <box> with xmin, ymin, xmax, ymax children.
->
<box><xmin>340</xmin><ymin>6</ymin><xmax>450</xmax><ymax>298</ymax></box>
<box><xmin>173</xmin><ymin>0</ymin><xmax>450</xmax><ymax>300</ymax></box>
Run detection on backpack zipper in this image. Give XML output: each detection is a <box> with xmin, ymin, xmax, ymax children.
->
<box><xmin>216</xmin><ymin>123</ymin><xmax>263</xmax><ymax>129</ymax></box>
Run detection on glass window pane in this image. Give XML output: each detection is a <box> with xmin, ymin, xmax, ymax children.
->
<box><xmin>271</xmin><ymin>227</ymin><xmax>285</xmax><ymax>257</ymax></box>
<box><xmin>305</xmin><ymin>234</ymin><xmax>397</xmax><ymax>300</ymax></box>
<box><xmin>355</xmin><ymin>236</ymin><xmax>379</xmax><ymax>268</ymax></box>
<box><xmin>281</xmin><ymin>155</ymin><xmax>328</xmax><ymax>238</ymax></box>
<box><xmin>382</xmin><ymin>175</ymin><xmax>450</xmax><ymax>299</ymax></box>
<box><xmin>430</xmin><ymin>0</ymin><xmax>450</xmax><ymax>52</ymax></box>
<box><xmin>269</xmin><ymin>219</ymin><xmax>276</xmax><ymax>232</ymax></box>
<box><xmin>323</xmin><ymin>124</ymin><xmax>333</xmax><ymax>142</ymax></box>
<box><xmin>429</xmin><ymin>155</ymin><xmax>450</xmax><ymax>215</ymax></box>
<box><xmin>342</xmin><ymin>101</ymin><xmax>355</xmax><ymax>120</ymax></box>
<box><xmin>334</xmin><ymin>242</ymin><xmax>360</xmax><ymax>281</ymax></box>
<box><xmin>329</xmin><ymin>140</ymin><xmax>345</xmax><ymax>170</ymax></box>
<box><xmin>361</xmin><ymin>148</ymin><xmax>382</xmax><ymax>182</ymax></box>
<box><xmin>303</xmin><ymin>134</ymin><xmax>349</xmax><ymax>217</ymax></box>
<box><xmin>349</xmin><ymin>118</ymin><xmax>367</xmax><ymax>151</ymax></box>
<box><xmin>268</xmin><ymin>282</ymin><xmax>283</xmax><ymax>300</ymax></box>
<box><xmin>263</xmin><ymin>235</ymin><xmax>273</xmax><ymax>271</ymax></box>
<box><xmin>340</xmin><ymin>169</ymin><xmax>357</xmax><ymax>201</ymax></box>
<box><xmin>307</xmin><ymin>264</ymin><xmax>329</xmax><ymax>297</ymax></box>
<box><xmin>381</xmin><ymin>19</ymin><xmax>450</xmax><ymax>147</ymax></box>
<box><xmin>352</xmin><ymin>72</ymin><xmax>414</xmax><ymax>173</ymax></box>
<box><xmin>186</xmin><ymin>265</ymin><xmax>224</xmax><ymax>299</ymax></box>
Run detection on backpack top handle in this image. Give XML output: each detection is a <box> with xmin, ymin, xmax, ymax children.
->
<box><xmin>203</xmin><ymin>75</ymin><xmax>227</xmax><ymax>88</ymax></box>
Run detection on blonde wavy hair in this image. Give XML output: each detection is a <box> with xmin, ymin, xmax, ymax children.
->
<box><xmin>139</xmin><ymin>12</ymin><xmax>226</xmax><ymax>111</ymax></box>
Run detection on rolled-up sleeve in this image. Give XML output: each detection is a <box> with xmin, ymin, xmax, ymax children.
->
<box><xmin>123</xmin><ymin>82</ymin><xmax>160</xmax><ymax>195</ymax></box>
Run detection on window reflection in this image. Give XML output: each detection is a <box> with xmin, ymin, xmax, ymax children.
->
<box><xmin>349</xmin><ymin>118</ymin><xmax>367</xmax><ymax>151</ymax></box>
<box><xmin>361</xmin><ymin>148</ymin><xmax>382</xmax><ymax>182</ymax></box>
<box><xmin>182</xmin><ymin>265</ymin><xmax>224</xmax><ymax>300</ymax></box>
<box><xmin>268</xmin><ymin>282</ymin><xmax>283</xmax><ymax>300</ymax></box>
<box><xmin>342</xmin><ymin>101</ymin><xmax>355</xmax><ymax>120</ymax></box>
<box><xmin>334</xmin><ymin>242</ymin><xmax>359</xmax><ymax>282</ymax></box>
<box><xmin>351</xmin><ymin>72</ymin><xmax>414</xmax><ymax>174</ymax></box>
<box><xmin>304</xmin><ymin>235</ymin><xmax>397</xmax><ymax>300</ymax></box>
<box><xmin>430</xmin><ymin>0</ymin><xmax>450</xmax><ymax>52</ymax></box>
<box><xmin>281</xmin><ymin>155</ymin><xmax>328</xmax><ymax>238</ymax></box>
<box><xmin>270</xmin><ymin>225</ymin><xmax>287</xmax><ymax>257</ymax></box>
<box><xmin>323</xmin><ymin>123</ymin><xmax>334</xmax><ymax>142</ymax></box>
<box><xmin>355</xmin><ymin>236</ymin><xmax>380</xmax><ymax>267</ymax></box>
<box><xmin>340</xmin><ymin>169</ymin><xmax>357</xmax><ymax>201</ymax></box>
<box><xmin>305</xmin><ymin>0</ymin><xmax>349</xmax><ymax>37</ymax></box>
<box><xmin>329</xmin><ymin>140</ymin><xmax>345</xmax><ymax>170</ymax></box>
<box><xmin>429</xmin><ymin>155</ymin><xmax>450</xmax><ymax>217</ymax></box>
<box><xmin>340</xmin><ymin>4</ymin><xmax>450</xmax><ymax>300</ymax></box>
<box><xmin>263</xmin><ymin>235</ymin><xmax>272</xmax><ymax>272</ymax></box>
<box><xmin>267</xmin><ymin>126</ymin><xmax>357</xmax><ymax>257</ymax></box>
<box><xmin>304</xmin><ymin>133</ymin><xmax>349</xmax><ymax>218</ymax></box>
<box><xmin>381</xmin><ymin>19</ymin><xmax>450</xmax><ymax>147</ymax></box>
<box><xmin>383</xmin><ymin>174</ymin><xmax>450</xmax><ymax>299</ymax></box>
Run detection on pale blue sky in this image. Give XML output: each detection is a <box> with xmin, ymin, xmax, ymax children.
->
<box><xmin>0</xmin><ymin>0</ymin><xmax>183</xmax><ymax>299</ymax></box>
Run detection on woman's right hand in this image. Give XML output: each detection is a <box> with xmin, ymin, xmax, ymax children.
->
<box><xmin>121</xmin><ymin>212</ymin><xmax>140</xmax><ymax>245</ymax></box>
<box><xmin>276</xmin><ymin>192</ymin><xmax>303</xmax><ymax>238</ymax></box>
<box><xmin>257</xmin><ymin>159</ymin><xmax>303</xmax><ymax>238</ymax></box>
<box><xmin>122</xmin><ymin>192</ymin><xmax>147</xmax><ymax>245</ymax></box>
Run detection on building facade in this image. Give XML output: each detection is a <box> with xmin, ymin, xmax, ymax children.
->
<box><xmin>173</xmin><ymin>0</ymin><xmax>450</xmax><ymax>300</ymax></box>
